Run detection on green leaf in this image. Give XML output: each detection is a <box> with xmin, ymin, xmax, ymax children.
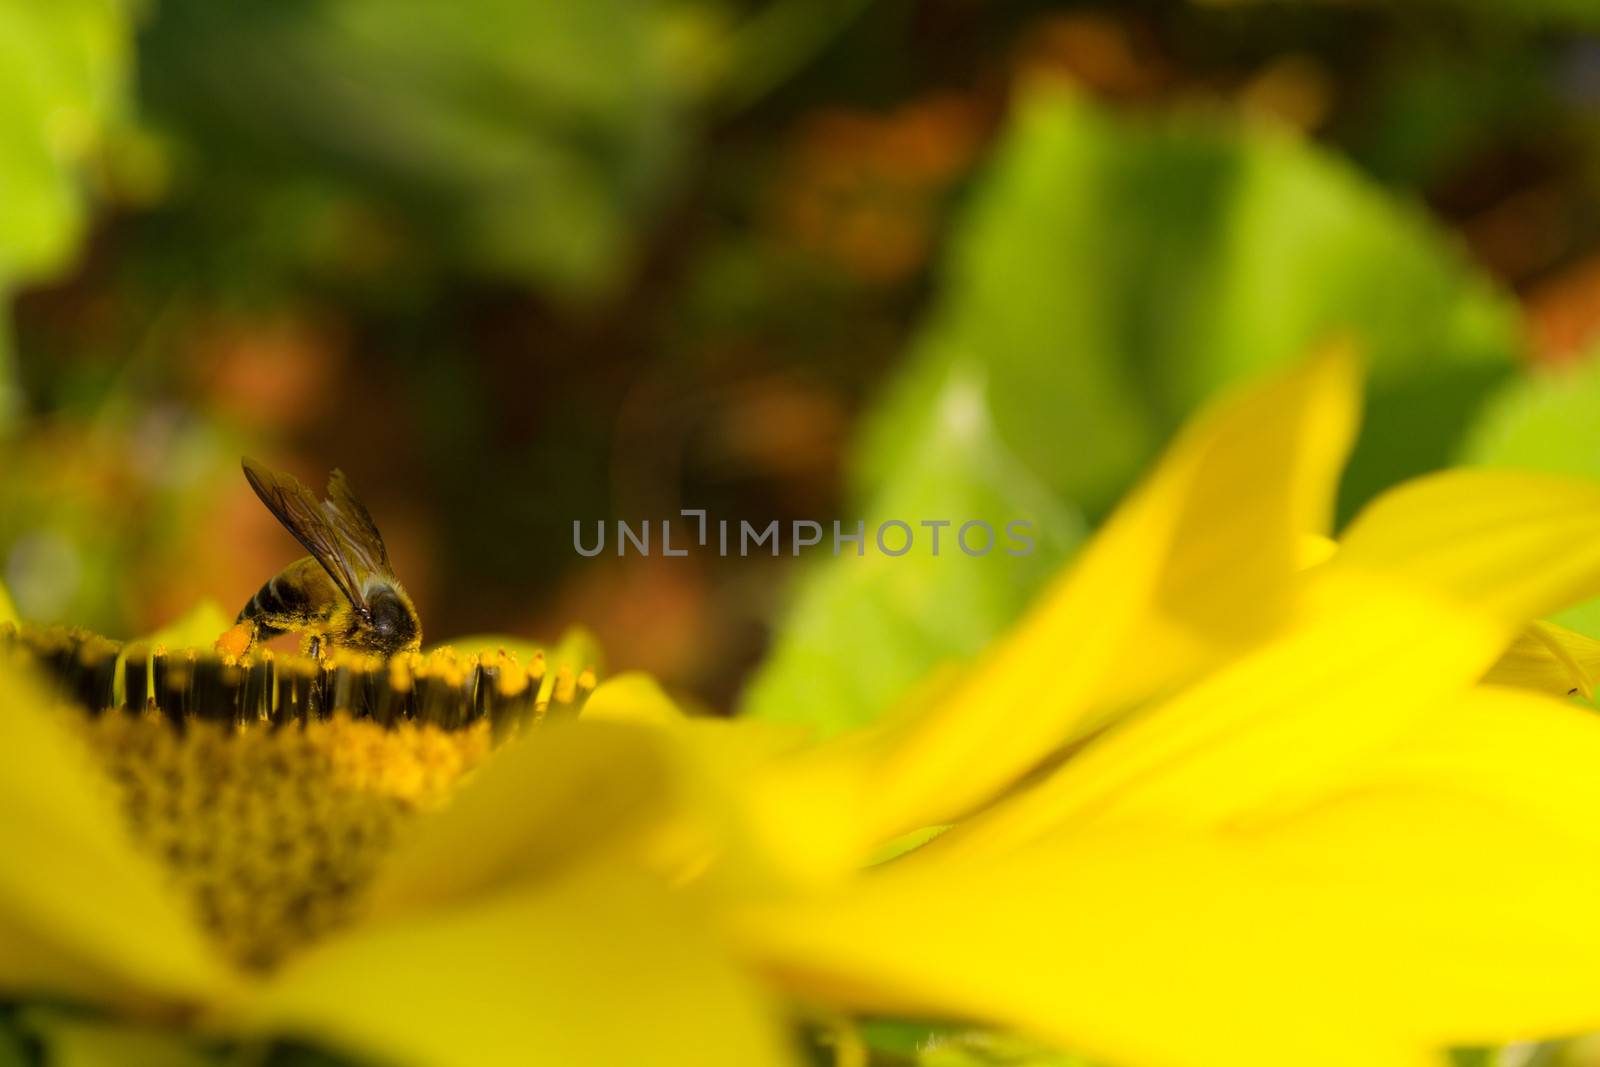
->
<box><xmin>739</xmin><ymin>364</ymin><xmax>1083</xmax><ymax>733</ymax></box>
<box><xmin>868</xmin><ymin>1023</ymin><xmax>1097</xmax><ymax>1067</ymax></box>
<box><xmin>742</xmin><ymin>86</ymin><xmax>1521</xmax><ymax>732</ymax></box>
<box><xmin>859</xmin><ymin>88</ymin><xmax>1518</xmax><ymax>524</ymax></box>
<box><xmin>140</xmin><ymin>0</ymin><xmax>687</xmax><ymax>297</ymax></box>
<box><xmin>17</xmin><ymin>1008</ymin><xmax>218</xmax><ymax>1067</ymax></box>
<box><xmin>1460</xmin><ymin>353</ymin><xmax>1600</xmax><ymax>637</ymax></box>
<box><xmin>0</xmin><ymin>0</ymin><xmax>131</xmax><ymax>427</ymax></box>
<box><xmin>0</xmin><ymin>0</ymin><xmax>128</xmax><ymax>282</ymax></box>
<box><xmin>0</xmin><ymin>1010</ymin><xmax>31</xmax><ymax>1067</ymax></box>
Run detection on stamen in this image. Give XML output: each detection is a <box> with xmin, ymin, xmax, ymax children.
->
<box><xmin>0</xmin><ymin>625</ymin><xmax>596</xmax><ymax>732</ymax></box>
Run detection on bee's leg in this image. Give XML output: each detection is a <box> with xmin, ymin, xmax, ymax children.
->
<box><xmin>305</xmin><ymin>635</ymin><xmax>322</xmax><ymax>661</ymax></box>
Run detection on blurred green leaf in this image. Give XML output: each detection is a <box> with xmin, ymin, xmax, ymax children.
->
<box><xmin>0</xmin><ymin>0</ymin><xmax>131</xmax><ymax>426</ymax></box>
<box><xmin>141</xmin><ymin>0</ymin><xmax>689</xmax><ymax>297</ymax></box>
<box><xmin>17</xmin><ymin>1008</ymin><xmax>217</xmax><ymax>1067</ymax></box>
<box><xmin>1460</xmin><ymin>352</ymin><xmax>1600</xmax><ymax>637</ymax></box>
<box><xmin>860</xmin><ymin>87</ymin><xmax>1519</xmax><ymax>524</ymax></box>
<box><xmin>739</xmin><ymin>364</ymin><xmax>1083</xmax><ymax>732</ymax></box>
<box><xmin>743</xmin><ymin>86</ymin><xmax>1521</xmax><ymax>732</ymax></box>
<box><xmin>849</xmin><ymin>1020</ymin><xmax>1101</xmax><ymax>1067</ymax></box>
<box><xmin>914</xmin><ymin>1029</ymin><xmax>1094</xmax><ymax>1067</ymax></box>
<box><xmin>0</xmin><ymin>0</ymin><xmax>127</xmax><ymax>281</ymax></box>
<box><xmin>0</xmin><ymin>1011</ymin><xmax>29</xmax><ymax>1067</ymax></box>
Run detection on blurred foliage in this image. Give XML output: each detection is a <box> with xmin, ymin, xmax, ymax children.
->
<box><xmin>6</xmin><ymin>0</ymin><xmax>1600</xmax><ymax>719</ymax></box>
<box><xmin>1462</xmin><ymin>340</ymin><xmax>1600</xmax><ymax>639</ymax></box>
<box><xmin>0</xmin><ymin>0</ymin><xmax>131</xmax><ymax>425</ymax></box>
<box><xmin>739</xmin><ymin>358</ymin><xmax>1083</xmax><ymax>729</ymax></box>
<box><xmin>136</xmin><ymin>0</ymin><xmax>691</xmax><ymax>299</ymax></box>
<box><xmin>852</xmin><ymin>1020</ymin><xmax>1098</xmax><ymax>1067</ymax></box>
<box><xmin>0</xmin><ymin>0</ymin><xmax>128</xmax><ymax>285</ymax></box>
<box><xmin>744</xmin><ymin>84</ymin><xmax>1521</xmax><ymax>731</ymax></box>
<box><xmin>859</xmin><ymin>87</ymin><xmax>1519</xmax><ymax>525</ymax></box>
<box><xmin>13</xmin><ymin>1008</ymin><xmax>216</xmax><ymax>1067</ymax></box>
<box><xmin>1196</xmin><ymin>0</ymin><xmax>1600</xmax><ymax>27</ymax></box>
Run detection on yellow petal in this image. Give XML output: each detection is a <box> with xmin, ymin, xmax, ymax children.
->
<box><xmin>754</xmin><ymin>687</ymin><xmax>1600</xmax><ymax>1065</ymax></box>
<box><xmin>584</xmin><ymin>671</ymin><xmax>690</xmax><ymax>726</ymax></box>
<box><xmin>1228</xmin><ymin>684</ymin><xmax>1600</xmax><ymax>1044</ymax></box>
<box><xmin>0</xmin><ymin>663</ymin><xmax>232</xmax><ymax>1008</ymax></box>
<box><xmin>732</xmin><ymin>828</ymin><xmax>1430</xmax><ymax>1067</ymax></box>
<box><xmin>857</xmin><ymin>346</ymin><xmax>1361</xmax><ymax>841</ymax></box>
<box><xmin>1336</xmin><ymin>468</ymin><xmax>1600</xmax><ymax>626</ymax></box>
<box><xmin>238</xmin><ymin>860</ymin><xmax>797</xmax><ymax>1067</ymax></box>
<box><xmin>1297</xmin><ymin>532</ymin><xmax>1338</xmax><ymax>569</ymax></box>
<box><xmin>743</xmin><ymin>685</ymin><xmax>1600</xmax><ymax>1059</ymax></box>
<box><xmin>933</xmin><ymin>463</ymin><xmax>1600</xmax><ymax>857</ymax></box>
<box><xmin>929</xmin><ymin>575</ymin><xmax>1505</xmax><ymax>857</ymax></box>
<box><xmin>366</xmin><ymin>720</ymin><xmax>683</xmax><ymax>918</ymax></box>
<box><xmin>1481</xmin><ymin>619</ymin><xmax>1600</xmax><ymax>699</ymax></box>
<box><xmin>0</xmin><ymin>579</ymin><xmax>17</xmax><ymax>626</ymax></box>
<box><xmin>136</xmin><ymin>600</ymin><xmax>233</xmax><ymax>650</ymax></box>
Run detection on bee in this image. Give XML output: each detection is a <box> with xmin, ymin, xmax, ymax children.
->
<box><xmin>230</xmin><ymin>459</ymin><xmax>422</xmax><ymax>659</ymax></box>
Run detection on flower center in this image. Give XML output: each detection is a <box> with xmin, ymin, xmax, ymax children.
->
<box><xmin>2</xmin><ymin>623</ymin><xmax>596</xmax><ymax>969</ymax></box>
<box><xmin>82</xmin><ymin>709</ymin><xmax>488</xmax><ymax>969</ymax></box>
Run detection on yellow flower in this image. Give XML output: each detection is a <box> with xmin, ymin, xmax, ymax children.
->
<box><xmin>0</xmin><ymin>635</ymin><xmax>798</xmax><ymax>1066</ymax></box>
<box><xmin>722</xmin><ymin>346</ymin><xmax>1600</xmax><ymax>1067</ymax></box>
<box><xmin>10</xmin><ymin>345</ymin><xmax>1600</xmax><ymax>1067</ymax></box>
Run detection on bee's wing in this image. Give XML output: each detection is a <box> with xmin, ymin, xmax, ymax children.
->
<box><xmin>323</xmin><ymin>469</ymin><xmax>393</xmax><ymax>575</ymax></box>
<box><xmin>242</xmin><ymin>458</ymin><xmax>371</xmax><ymax>615</ymax></box>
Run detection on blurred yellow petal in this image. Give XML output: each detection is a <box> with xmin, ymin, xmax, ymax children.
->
<box><xmin>1336</xmin><ymin>468</ymin><xmax>1600</xmax><ymax>626</ymax></box>
<box><xmin>857</xmin><ymin>345</ymin><xmax>1361</xmax><ymax>840</ymax></box>
<box><xmin>584</xmin><ymin>671</ymin><xmax>689</xmax><ymax>725</ymax></box>
<box><xmin>929</xmin><ymin>460</ymin><xmax>1600</xmax><ymax>858</ymax></box>
<box><xmin>743</xmin><ymin>685</ymin><xmax>1600</xmax><ymax>1060</ymax></box>
<box><xmin>1297</xmin><ymin>532</ymin><xmax>1338</xmax><ymax>569</ymax></box>
<box><xmin>1481</xmin><ymin>619</ymin><xmax>1600</xmax><ymax>699</ymax></box>
<box><xmin>137</xmin><ymin>600</ymin><xmax>232</xmax><ymax>650</ymax></box>
<box><xmin>367</xmin><ymin>720</ymin><xmax>681</xmax><ymax>918</ymax></box>
<box><xmin>0</xmin><ymin>665</ymin><xmax>232</xmax><ymax>1008</ymax></box>
<box><xmin>733</xmin><ymin>828</ymin><xmax>1429</xmax><ymax>1067</ymax></box>
<box><xmin>930</xmin><ymin>577</ymin><xmax>1504</xmax><ymax>857</ymax></box>
<box><xmin>0</xmin><ymin>580</ymin><xmax>17</xmax><ymax>626</ymax></box>
<box><xmin>240</xmin><ymin>860</ymin><xmax>797</xmax><ymax>1067</ymax></box>
<box><xmin>1231</xmin><ymin>686</ymin><xmax>1600</xmax><ymax>1045</ymax></box>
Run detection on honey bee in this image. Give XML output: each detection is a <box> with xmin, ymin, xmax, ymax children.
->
<box><xmin>231</xmin><ymin>459</ymin><xmax>422</xmax><ymax>659</ymax></box>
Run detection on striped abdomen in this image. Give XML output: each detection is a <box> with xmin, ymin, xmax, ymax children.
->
<box><xmin>237</xmin><ymin>556</ymin><xmax>340</xmax><ymax>642</ymax></box>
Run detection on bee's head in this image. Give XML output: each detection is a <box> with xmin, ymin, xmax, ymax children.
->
<box><xmin>359</xmin><ymin>586</ymin><xmax>421</xmax><ymax>656</ymax></box>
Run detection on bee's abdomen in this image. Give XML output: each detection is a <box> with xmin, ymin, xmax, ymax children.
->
<box><xmin>238</xmin><ymin>561</ymin><xmax>321</xmax><ymax>636</ymax></box>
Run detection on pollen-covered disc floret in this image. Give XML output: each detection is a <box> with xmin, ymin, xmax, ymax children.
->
<box><xmin>0</xmin><ymin>623</ymin><xmax>597</xmax><ymax>969</ymax></box>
